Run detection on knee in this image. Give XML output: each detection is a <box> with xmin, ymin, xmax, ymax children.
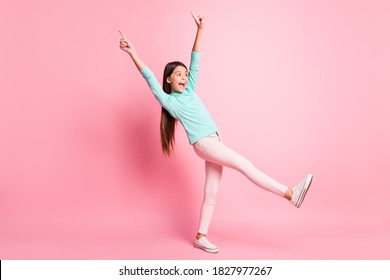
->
<box><xmin>235</xmin><ymin>158</ymin><xmax>254</xmax><ymax>174</ymax></box>
<box><xmin>204</xmin><ymin>188</ymin><xmax>218</xmax><ymax>204</ymax></box>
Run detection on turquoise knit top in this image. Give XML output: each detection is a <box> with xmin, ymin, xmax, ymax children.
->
<box><xmin>140</xmin><ymin>52</ymin><xmax>219</xmax><ymax>144</ymax></box>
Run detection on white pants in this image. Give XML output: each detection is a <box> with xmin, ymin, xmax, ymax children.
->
<box><xmin>193</xmin><ymin>132</ymin><xmax>288</xmax><ymax>234</ymax></box>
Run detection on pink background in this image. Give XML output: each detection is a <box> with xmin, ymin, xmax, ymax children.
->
<box><xmin>1</xmin><ymin>0</ymin><xmax>389</xmax><ymax>259</ymax></box>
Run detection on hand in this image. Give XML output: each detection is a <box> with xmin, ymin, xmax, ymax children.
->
<box><xmin>119</xmin><ymin>30</ymin><xmax>135</xmax><ymax>54</ymax></box>
<box><xmin>191</xmin><ymin>11</ymin><xmax>204</xmax><ymax>29</ymax></box>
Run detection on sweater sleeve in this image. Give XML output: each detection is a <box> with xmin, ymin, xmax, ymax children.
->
<box><xmin>140</xmin><ymin>67</ymin><xmax>170</xmax><ymax>109</ymax></box>
<box><xmin>187</xmin><ymin>52</ymin><xmax>200</xmax><ymax>91</ymax></box>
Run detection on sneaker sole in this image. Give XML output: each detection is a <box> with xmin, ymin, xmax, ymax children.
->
<box><xmin>194</xmin><ymin>243</ymin><xmax>219</xmax><ymax>253</ymax></box>
<box><xmin>296</xmin><ymin>174</ymin><xmax>313</xmax><ymax>208</ymax></box>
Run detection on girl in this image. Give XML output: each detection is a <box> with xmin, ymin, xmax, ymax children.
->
<box><xmin>119</xmin><ymin>13</ymin><xmax>313</xmax><ymax>253</ymax></box>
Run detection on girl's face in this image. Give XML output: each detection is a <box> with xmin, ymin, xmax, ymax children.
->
<box><xmin>167</xmin><ymin>66</ymin><xmax>188</xmax><ymax>93</ymax></box>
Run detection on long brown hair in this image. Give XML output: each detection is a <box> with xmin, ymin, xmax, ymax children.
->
<box><xmin>161</xmin><ymin>61</ymin><xmax>187</xmax><ymax>157</ymax></box>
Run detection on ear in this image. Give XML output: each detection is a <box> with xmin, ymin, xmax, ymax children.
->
<box><xmin>166</xmin><ymin>77</ymin><xmax>171</xmax><ymax>84</ymax></box>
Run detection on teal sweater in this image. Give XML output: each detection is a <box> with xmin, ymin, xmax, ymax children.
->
<box><xmin>140</xmin><ymin>52</ymin><xmax>219</xmax><ymax>144</ymax></box>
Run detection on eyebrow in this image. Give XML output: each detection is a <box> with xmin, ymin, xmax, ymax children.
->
<box><xmin>174</xmin><ymin>70</ymin><xmax>188</xmax><ymax>74</ymax></box>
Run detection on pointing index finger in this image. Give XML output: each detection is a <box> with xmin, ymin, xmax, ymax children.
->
<box><xmin>191</xmin><ymin>11</ymin><xmax>196</xmax><ymax>19</ymax></box>
<box><xmin>119</xmin><ymin>30</ymin><xmax>125</xmax><ymax>38</ymax></box>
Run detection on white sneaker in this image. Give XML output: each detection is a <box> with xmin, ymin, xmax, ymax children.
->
<box><xmin>290</xmin><ymin>174</ymin><xmax>313</xmax><ymax>208</ymax></box>
<box><xmin>194</xmin><ymin>237</ymin><xmax>219</xmax><ymax>253</ymax></box>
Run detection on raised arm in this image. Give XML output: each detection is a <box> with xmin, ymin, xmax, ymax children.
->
<box><xmin>119</xmin><ymin>30</ymin><xmax>171</xmax><ymax>110</ymax></box>
<box><xmin>191</xmin><ymin>12</ymin><xmax>204</xmax><ymax>52</ymax></box>
<box><xmin>119</xmin><ymin>30</ymin><xmax>146</xmax><ymax>71</ymax></box>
